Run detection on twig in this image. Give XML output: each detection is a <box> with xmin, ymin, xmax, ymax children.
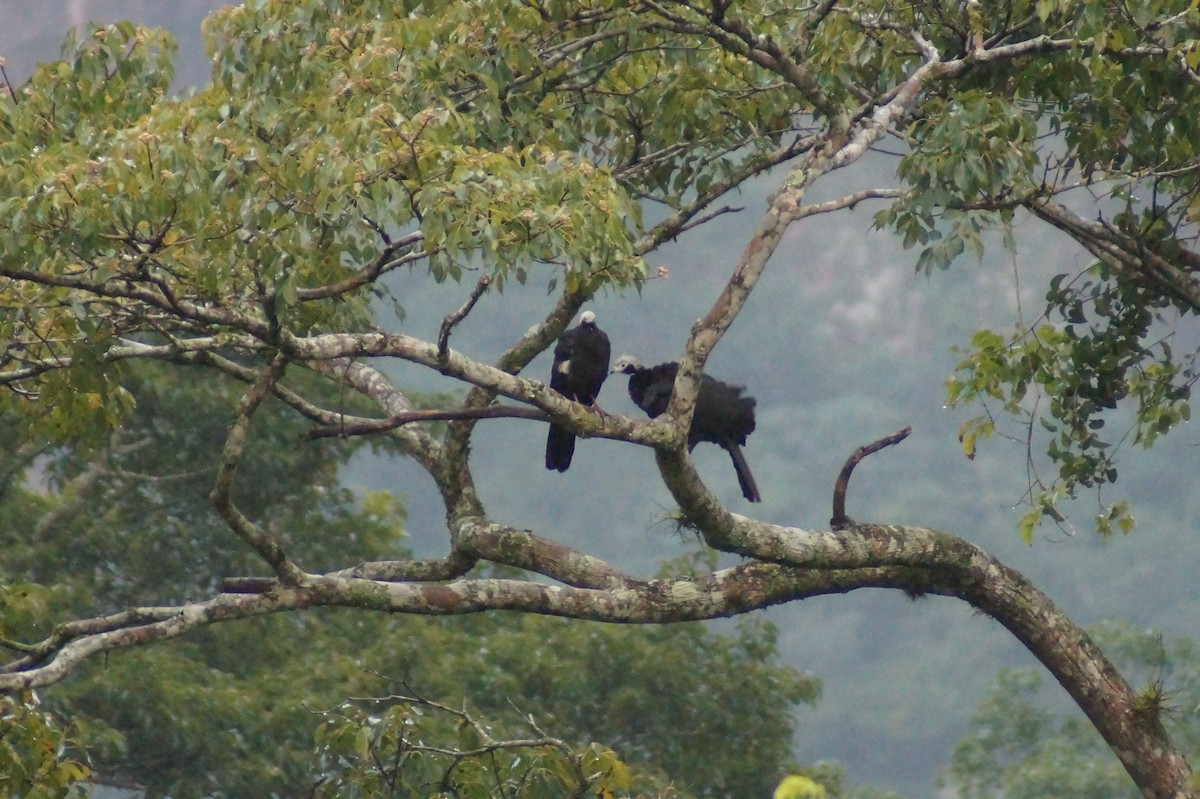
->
<box><xmin>675</xmin><ymin>204</ymin><xmax>744</xmax><ymax>236</ymax></box>
<box><xmin>831</xmin><ymin>427</ymin><xmax>911</xmax><ymax>528</ymax></box>
<box><xmin>438</xmin><ymin>276</ymin><xmax>491</xmax><ymax>361</ymax></box>
<box><xmin>304</xmin><ymin>404</ymin><xmax>549</xmax><ymax>440</ymax></box>
<box><xmin>1</xmin><ymin>65</ymin><xmax>17</xmax><ymax>104</ymax></box>
<box><xmin>295</xmin><ymin>230</ymin><xmax>427</xmax><ymax>301</ymax></box>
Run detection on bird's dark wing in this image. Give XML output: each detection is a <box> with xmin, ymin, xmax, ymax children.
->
<box><xmin>549</xmin><ymin>328</ymin><xmax>580</xmax><ymax>396</ymax></box>
<box><xmin>569</xmin><ymin>326</ymin><xmax>611</xmax><ymax>405</ymax></box>
<box><xmin>636</xmin><ymin>362</ymin><xmax>678</xmax><ymax>417</ymax></box>
<box><xmin>546</xmin><ymin>326</ymin><xmax>582</xmax><ymax>471</ymax></box>
<box><xmin>691</xmin><ymin>375</ymin><xmax>756</xmax><ymax>447</ymax></box>
<box><xmin>692</xmin><ymin>375</ymin><xmax>761</xmax><ymax>502</ymax></box>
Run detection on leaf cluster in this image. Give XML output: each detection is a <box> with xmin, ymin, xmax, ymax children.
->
<box><xmin>863</xmin><ymin>0</ymin><xmax>1200</xmax><ymax>532</ymax></box>
<box><xmin>946</xmin><ymin>247</ymin><xmax>1193</xmax><ymax>538</ymax></box>
<box><xmin>0</xmin><ymin>696</ymin><xmax>91</xmax><ymax>799</ymax></box>
<box><xmin>313</xmin><ymin>697</ymin><xmax>652</xmax><ymax>799</ymax></box>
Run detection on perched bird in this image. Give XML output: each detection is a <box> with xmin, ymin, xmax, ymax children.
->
<box><xmin>611</xmin><ymin>355</ymin><xmax>761</xmax><ymax>502</ymax></box>
<box><xmin>545</xmin><ymin>310</ymin><xmax>611</xmax><ymax>472</ymax></box>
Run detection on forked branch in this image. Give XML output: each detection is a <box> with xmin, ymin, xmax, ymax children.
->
<box><xmin>209</xmin><ymin>355</ymin><xmax>306</xmax><ymax>585</ymax></box>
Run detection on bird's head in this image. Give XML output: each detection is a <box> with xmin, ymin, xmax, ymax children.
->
<box><xmin>579</xmin><ymin>310</ymin><xmax>597</xmax><ymax>326</ymax></box>
<box><xmin>611</xmin><ymin>354</ymin><xmax>642</xmax><ymax>375</ymax></box>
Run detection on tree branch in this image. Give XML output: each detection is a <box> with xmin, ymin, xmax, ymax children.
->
<box><xmin>209</xmin><ymin>354</ymin><xmax>306</xmax><ymax>585</ymax></box>
<box><xmin>652</xmin><ymin>25</ymin><xmax>946</xmax><ymax>535</ymax></box>
<box><xmin>303</xmin><ymin>405</ymin><xmax>551</xmax><ymax>440</ymax></box>
<box><xmin>295</xmin><ymin>230</ymin><xmax>427</xmax><ymax>301</ymax></box>
<box><xmin>282</xmin><ymin>331</ymin><xmax>655</xmax><ymax>449</ymax></box>
<box><xmin>2</xmin><ymin>505</ymin><xmax>1193</xmax><ymax>796</ymax></box>
<box><xmin>303</xmin><ymin>357</ymin><xmax>441</xmax><ymax>471</ymax></box>
<box><xmin>1027</xmin><ymin>198</ymin><xmax>1200</xmax><ymax>311</ymax></box>
<box><xmin>636</xmin><ymin>0</ymin><xmax>845</xmax><ymax>130</ymax></box>
<box><xmin>438</xmin><ymin>275</ymin><xmax>491</xmax><ymax>361</ymax></box>
<box><xmin>831</xmin><ymin>427</ymin><xmax>912</xmax><ymax>528</ymax></box>
<box><xmin>0</xmin><ymin>539</ymin><xmax>940</xmax><ymax>692</ymax></box>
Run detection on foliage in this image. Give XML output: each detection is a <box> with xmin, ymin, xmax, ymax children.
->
<box><xmin>312</xmin><ymin>694</ymin><xmax>659</xmax><ymax>799</ymax></box>
<box><xmin>1</xmin><ymin>361</ymin><xmax>814</xmax><ymax>797</ymax></box>
<box><xmin>41</xmin><ymin>606</ymin><xmax>815</xmax><ymax>797</ymax></box>
<box><xmin>875</xmin><ymin>0</ymin><xmax>1200</xmax><ymax>532</ymax></box>
<box><xmin>946</xmin><ymin>263</ymin><xmax>1192</xmax><ymax>540</ymax></box>
<box><xmin>0</xmin><ymin>696</ymin><xmax>90</xmax><ymax>799</ymax></box>
<box><xmin>313</xmin><ymin>694</ymin><xmax>905</xmax><ymax>799</ymax></box>
<box><xmin>420</xmin><ymin>613</ymin><xmax>816</xmax><ymax>798</ymax></box>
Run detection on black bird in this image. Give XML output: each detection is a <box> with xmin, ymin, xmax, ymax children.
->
<box><xmin>545</xmin><ymin>311</ymin><xmax>611</xmax><ymax>472</ymax></box>
<box><xmin>611</xmin><ymin>355</ymin><xmax>761</xmax><ymax>502</ymax></box>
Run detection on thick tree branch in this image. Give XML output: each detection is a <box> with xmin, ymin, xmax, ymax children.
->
<box><xmin>285</xmin><ymin>519</ymin><xmax>640</xmax><ymax>590</ymax></box>
<box><xmin>0</xmin><ymin>536</ymin><xmax>946</xmax><ymax>693</ymax></box>
<box><xmin>3</xmin><ymin>513</ymin><xmax>1183</xmax><ymax>799</ymax></box>
<box><xmin>1027</xmin><ymin>198</ymin><xmax>1200</xmax><ymax>311</ymax></box>
<box><xmin>2</xmin><ymin>495</ymin><xmax>1192</xmax><ymax>797</ymax></box>
<box><xmin>282</xmin><ymin>330</ymin><xmax>657</xmax><ymax>448</ymax></box>
<box><xmin>649</xmin><ymin>27</ymin><xmax>946</xmax><ymax>529</ymax></box>
<box><xmin>933</xmin><ymin>32</ymin><xmax>1188</xmax><ymax>81</ymax></box>
<box><xmin>303</xmin><ymin>357</ymin><xmax>441</xmax><ymax>471</ymax></box>
<box><xmin>0</xmin><ymin>334</ymin><xmax>263</xmax><ymax>386</ymax></box>
<box><xmin>667</xmin><ymin>29</ymin><xmax>941</xmax><ymax>425</ymax></box>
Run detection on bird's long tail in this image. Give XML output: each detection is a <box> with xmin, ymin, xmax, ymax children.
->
<box><xmin>545</xmin><ymin>424</ymin><xmax>576</xmax><ymax>472</ymax></box>
<box><xmin>724</xmin><ymin>443</ymin><xmax>762</xmax><ymax>502</ymax></box>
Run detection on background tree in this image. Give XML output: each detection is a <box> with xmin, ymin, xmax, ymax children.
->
<box><xmin>2</xmin><ymin>2</ymin><xmax>1200</xmax><ymax>798</ymax></box>
<box><xmin>945</xmin><ymin>622</ymin><xmax>1200</xmax><ymax>799</ymax></box>
<box><xmin>0</xmin><ymin>364</ymin><xmax>815</xmax><ymax>796</ymax></box>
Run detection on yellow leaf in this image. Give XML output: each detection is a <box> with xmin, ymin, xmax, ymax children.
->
<box><xmin>959</xmin><ymin>425</ymin><xmax>977</xmax><ymax>460</ymax></box>
<box><xmin>773</xmin><ymin>775</ymin><xmax>827</xmax><ymax>799</ymax></box>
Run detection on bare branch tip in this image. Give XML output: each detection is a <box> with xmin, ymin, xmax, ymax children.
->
<box><xmin>831</xmin><ymin>426</ymin><xmax>913</xmax><ymax>527</ymax></box>
<box><xmin>438</xmin><ymin>275</ymin><xmax>492</xmax><ymax>360</ymax></box>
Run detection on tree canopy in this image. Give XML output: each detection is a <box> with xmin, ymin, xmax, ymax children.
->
<box><xmin>3</xmin><ymin>1</ymin><xmax>1200</xmax><ymax>797</ymax></box>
